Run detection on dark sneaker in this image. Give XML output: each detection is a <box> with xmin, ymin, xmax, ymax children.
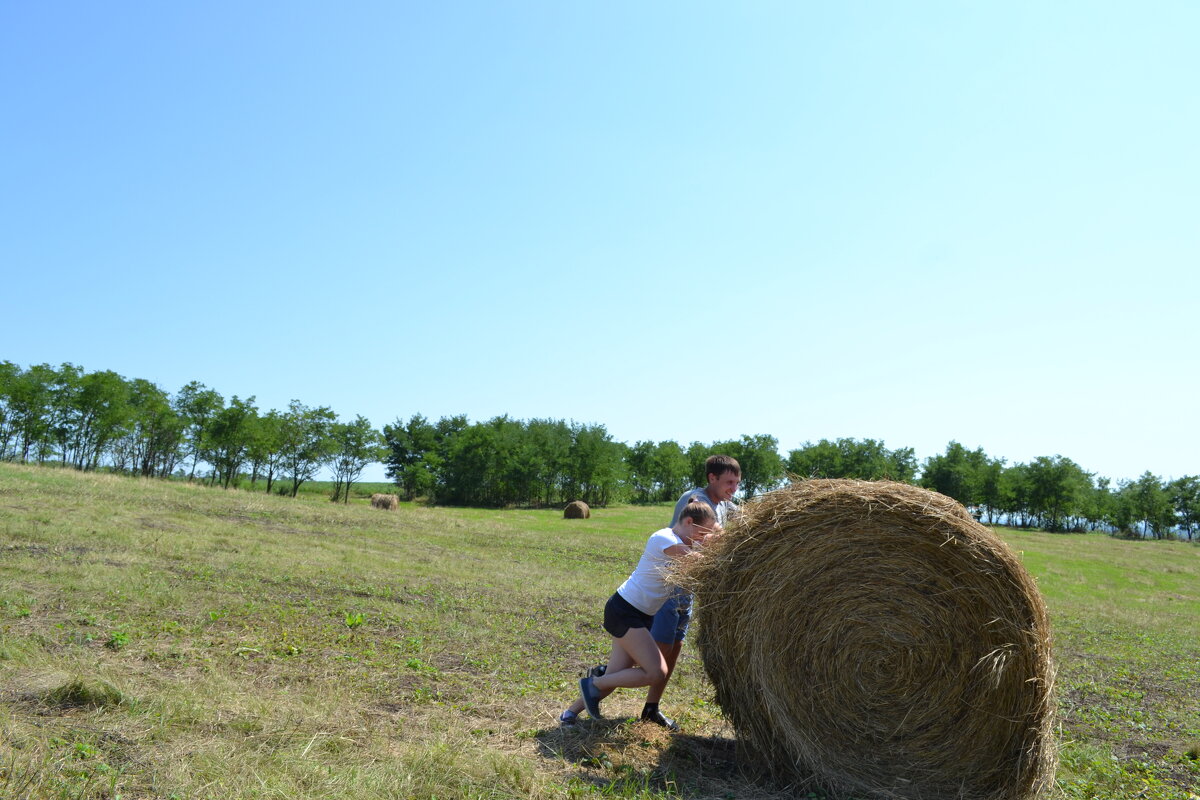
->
<box><xmin>588</xmin><ymin>663</ymin><xmax>607</xmax><ymax>678</ymax></box>
<box><xmin>559</xmin><ymin>709</ymin><xmax>578</xmax><ymax>726</ymax></box>
<box><xmin>579</xmin><ymin>676</ymin><xmax>603</xmax><ymax>719</ymax></box>
<box><xmin>640</xmin><ymin>708</ymin><xmax>679</xmax><ymax>732</ymax></box>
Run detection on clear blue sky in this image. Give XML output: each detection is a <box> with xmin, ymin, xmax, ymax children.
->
<box><xmin>3</xmin><ymin>2</ymin><xmax>1196</xmax><ymax>485</ymax></box>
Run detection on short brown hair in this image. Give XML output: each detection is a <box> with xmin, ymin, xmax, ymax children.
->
<box><xmin>678</xmin><ymin>500</ymin><xmax>716</xmax><ymax>525</ymax></box>
<box><xmin>706</xmin><ymin>454</ymin><xmax>741</xmax><ymax>479</ymax></box>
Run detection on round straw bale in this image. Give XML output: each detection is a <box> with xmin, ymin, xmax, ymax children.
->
<box><xmin>369</xmin><ymin>493</ymin><xmax>399</xmax><ymax>511</ymax></box>
<box><xmin>563</xmin><ymin>500</ymin><xmax>590</xmax><ymax>519</ymax></box>
<box><xmin>687</xmin><ymin>479</ymin><xmax>1055</xmax><ymax>800</ymax></box>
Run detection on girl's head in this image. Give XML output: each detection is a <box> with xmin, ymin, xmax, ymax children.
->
<box><xmin>677</xmin><ymin>501</ymin><xmax>717</xmax><ymax>543</ymax></box>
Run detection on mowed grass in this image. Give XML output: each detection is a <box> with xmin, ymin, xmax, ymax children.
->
<box><xmin>0</xmin><ymin>463</ymin><xmax>1197</xmax><ymax>800</ymax></box>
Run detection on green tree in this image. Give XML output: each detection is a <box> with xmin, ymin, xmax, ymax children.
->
<box><xmin>920</xmin><ymin>441</ymin><xmax>981</xmax><ymax>507</ymax></box>
<box><xmin>1168</xmin><ymin>476</ymin><xmax>1200</xmax><ymax>541</ymax></box>
<box><xmin>278</xmin><ymin>400</ymin><xmax>336</xmax><ymax>497</ymax></box>
<box><xmin>1081</xmin><ymin>476</ymin><xmax>1116</xmax><ymax>532</ymax></box>
<box><xmin>524</xmin><ymin>418</ymin><xmax>573</xmax><ymax>506</ymax></box>
<box><xmin>112</xmin><ymin>378</ymin><xmax>184</xmax><ymax>477</ymax></box>
<box><xmin>627</xmin><ymin>440</ymin><xmax>690</xmax><ymax>503</ymax></box>
<box><xmin>1127</xmin><ymin>472</ymin><xmax>1174</xmax><ymax>539</ymax></box>
<box><xmin>727</xmin><ymin>434</ymin><xmax>784</xmax><ymax>499</ymax></box>
<box><xmin>45</xmin><ymin>363</ymin><xmax>83</xmax><ymax>467</ymax></box>
<box><xmin>328</xmin><ymin>416</ymin><xmax>385</xmax><ymax>503</ymax></box>
<box><xmin>1026</xmin><ymin>456</ymin><xmax>1092</xmax><ymax>532</ymax></box>
<box><xmin>4</xmin><ymin>363</ymin><xmax>56</xmax><ymax>463</ymax></box>
<box><xmin>1109</xmin><ymin>479</ymin><xmax>1138</xmax><ymax>535</ymax></box>
<box><xmin>174</xmin><ymin>381</ymin><xmax>224</xmax><ymax>481</ymax></box>
<box><xmin>786</xmin><ymin>438</ymin><xmax>917</xmax><ymax>483</ymax></box>
<box><xmin>998</xmin><ymin>463</ymin><xmax>1033</xmax><ymax>528</ymax></box>
<box><xmin>564</xmin><ymin>423</ymin><xmax>627</xmax><ymax>507</ymax></box>
<box><xmin>384</xmin><ymin>413</ymin><xmax>456</xmax><ymax>501</ymax></box>
<box><xmin>203</xmin><ymin>396</ymin><xmax>258</xmax><ymax>489</ymax></box>
<box><xmin>245</xmin><ymin>410</ymin><xmax>285</xmax><ymax>492</ymax></box>
<box><xmin>67</xmin><ymin>369</ymin><xmax>132</xmax><ymax>471</ymax></box>
<box><xmin>976</xmin><ymin>455</ymin><xmax>1006</xmax><ymax>524</ymax></box>
<box><xmin>0</xmin><ymin>361</ymin><xmax>18</xmax><ymax>459</ymax></box>
<box><xmin>439</xmin><ymin>421</ymin><xmax>503</xmax><ymax>506</ymax></box>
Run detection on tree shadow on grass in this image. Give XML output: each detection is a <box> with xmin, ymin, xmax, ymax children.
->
<box><xmin>534</xmin><ymin>715</ymin><xmax>805</xmax><ymax>799</ymax></box>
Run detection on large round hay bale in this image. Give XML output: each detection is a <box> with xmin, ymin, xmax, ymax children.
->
<box><xmin>370</xmin><ymin>493</ymin><xmax>399</xmax><ymax>511</ymax></box>
<box><xmin>689</xmin><ymin>480</ymin><xmax>1055</xmax><ymax>800</ymax></box>
<box><xmin>563</xmin><ymin>500</ymin><xmax>590</xmax><ymax>519</ymax></box>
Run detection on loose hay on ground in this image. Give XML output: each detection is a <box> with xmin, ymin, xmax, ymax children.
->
<box><xmin>686</xmin><ymin>479</ymin><xmax>1056</xmax><ymax>800</ymax></box>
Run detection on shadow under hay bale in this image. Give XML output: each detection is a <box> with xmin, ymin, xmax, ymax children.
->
<box><xmin>564</xmin><ymin>500</ymin><xmax>590</xmax><ymax>519</ymax></box>
<box><xmin>687</xmin><ymin>479</ymin><xmax>1056</xmax><ymax>800</ymax></box>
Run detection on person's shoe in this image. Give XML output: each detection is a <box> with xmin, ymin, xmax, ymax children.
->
<box><xmin>640</xmin><ymin>708</ymin><xmax>679</xmax><ymax>732</ymax></box>
<box><xmin>559</xmin><ymin>709</ymin><xmax>578</xmax><ymax>726</ymax></box>
<box><xmin>588</xmin><ymin>662</ymin><xmax>607</xmax><ymax>678</ymax></box>
<box><xmin>579</xmin><ymin>676</ymin><xmax>603</xmax><ymax>719</ymax></box>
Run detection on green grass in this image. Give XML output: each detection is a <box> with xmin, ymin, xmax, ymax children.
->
<box><xmin>1</xmin><ymin>462</ymin><xmax>1198</xmax><ymax>799</ymax></box>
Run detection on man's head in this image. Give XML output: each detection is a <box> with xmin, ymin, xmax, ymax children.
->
<box><xmin>705</xmin><ymin>454</ymin><xmax>741</xmax><ymax>502</ymax></box>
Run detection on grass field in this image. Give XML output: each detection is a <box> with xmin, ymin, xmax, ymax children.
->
<box><xmin>1</xmin><ymin>462</ymin><xmax>1198</xmax><ymax>800</ymax></box>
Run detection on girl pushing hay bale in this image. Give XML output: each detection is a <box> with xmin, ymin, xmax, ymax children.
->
<box><xmin>686</xmin><ymin>479</ymin><xmax>1056</xmax><ymax>800</ymax></box>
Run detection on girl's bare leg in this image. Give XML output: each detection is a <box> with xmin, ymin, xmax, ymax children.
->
<box><xmin>564</xmin><ymin>641</ymin><xmax>633</xmax><ymax>716</ymax></box>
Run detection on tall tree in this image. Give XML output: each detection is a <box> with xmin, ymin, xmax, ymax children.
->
<box><xmin>203</xmin><ymin>396</ymin><xmax>258</xmax><ymax>489</ymax></box>
<box><xmin>920</xmin><ymin>441</ymin><xmax>981</xmax><ymax>507</ymax></box>
<box><xmin>110</xmin><ymin>379</ymin><xmax>183</xmax><ymax>479</ymax></box>
<box><xmin>564</xmin><ymin>423</ymin><xmax>627</xmax><ymax>507</ymax></box>
<box><xmin>328</xmin><ymin>416</ymin><xmax>385</xmax><ymax>503</ymax></box>
<box><xmin>787</xmin><ymin>438</ymin><xmax>917</xmax><ymax>483</ymax></box>
<box><xmin>728</xmin><ymin>434</ymin><xmax>785</xmax><ymax>499</ymax></box>
<box><xmin>1025</xmin><ymin>455</ymin><xmax>1091</xmax><ymax>532</ymax></box>
<box><xmin>998</xmin><ymin>463</ymin><xmax>1033</xmax><ymax>528</ymax></box>
<box><xmin>245</xmin><ymin>410</ymin><xmax>285</xmax><ymax>493</ymax></box>
<box><xmin>626</xmin><ymin>441</ymin><xmax>659</xmax><ymax>503</ymax></box>
<box><xmin>976</xmin><ymin>455</ymin><xmax>1007</xmax><ymax>524</ymax></box>
<box><xmin>5</xmin><ymin>363</ymin><xmax>56</xmax><ymax>463</ymax></box>
<box><xmin>1168</xmin><ymin>476</ymin><xmax>1199</xmax><ymax>541</ymax></box>
<box><xmin>1127</xmin><ymin>472</ymin><xmax>1173</xmax><ymax>539</ymax></box>
<box><xmin>67</xmin><ymin>369</ymin><xmax>132</xmax><ymax>471</ymax></box>
<box><xmin>278</xmin><ymin>400</ymin><xmax>336</xmax><ymax>497</ymax></box>
<box><xmin>524</xmin><ymin>418</ymin><xmax>573</xmax><ymax>506</ymax></box>
<box><xmin>0</xmin><ymin>361</ymin><xmax>18</xmax><ymax>459</ymax></box>
<box><xmin>174</xmin><ymin>381</ymin><xmax>224</xmax><ymax>480</ymax></box>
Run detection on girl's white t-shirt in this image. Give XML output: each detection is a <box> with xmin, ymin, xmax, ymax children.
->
<box><xmin>616</xmin><ymin>528</ymin><xmax>685</xmax><ymax>615</ymax></box>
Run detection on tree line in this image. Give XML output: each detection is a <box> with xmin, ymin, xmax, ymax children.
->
<box><xmin>0</xmin><ymin>362</ymin><xmax>383</xmax><ymax>502</ymax></box>
<box><xmin>2</xmin><ymin>361</ymin><xmax>1196</xmax><ymax>540</ymax></box>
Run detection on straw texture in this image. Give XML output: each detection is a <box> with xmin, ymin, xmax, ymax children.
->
<box><xmin>687</xmin><ymin>480</ymin><xmax>1056</xmax><ymax>800</ymax></box>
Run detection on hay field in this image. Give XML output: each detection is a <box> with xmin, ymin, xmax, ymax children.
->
<box><xmin>1</xmin><ymin>462</ymin><xmax>1197</xmax><ymax>799</ymax></box>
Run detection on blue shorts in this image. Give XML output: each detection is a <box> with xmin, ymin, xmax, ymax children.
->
<box><xmin>650</xmin><ymin>592</ymin><xmax>692</xmax><ymax>644</ymax></box>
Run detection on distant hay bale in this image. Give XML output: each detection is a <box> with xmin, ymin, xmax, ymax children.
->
<box><xmin>370</xmin><ymin>493</ymin><xmax>399</xmax><ymax>511</ymax></box>
<box><xmin>687</xmin><ymin>480</ymin><xmax>1056</xmax><ymax>800</ymax></box>
<box><xmin>563</xmin><ymin>500</ymin><xmax>590</xmax><ymax>519</ymax></box>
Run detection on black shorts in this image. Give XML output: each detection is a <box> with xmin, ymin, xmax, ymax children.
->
<box><xmin>603</xmin><ymin>591</ymin><xmax>654</xmax><ymax>638</ymax></box>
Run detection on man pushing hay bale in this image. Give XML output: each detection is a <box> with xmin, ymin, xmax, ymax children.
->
<box><xmin>686</xmin><ymin>479</ymin><xmax>1056</xmax><ymax>800</ymax></box>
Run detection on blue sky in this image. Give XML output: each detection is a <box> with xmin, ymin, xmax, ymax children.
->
<box><xmin>3</xmin><ymin>2</ymin><xmax>1196</xmax><ymax>484</ymax></box>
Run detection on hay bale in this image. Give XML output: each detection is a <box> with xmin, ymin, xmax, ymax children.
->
<box><xmin>369</xmin><ymin>493</ymin><xmax>399</xmax><ymax>511</ymax></box>
<box><xmin>563</xmin><ymin>500</ymin><xmax>590</xmax><ymax>519</ymax></box>
<box><xmin>688</xmin><ymin>480</ymin><xmax>1055</xmax><ymax>800</ymax></box>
